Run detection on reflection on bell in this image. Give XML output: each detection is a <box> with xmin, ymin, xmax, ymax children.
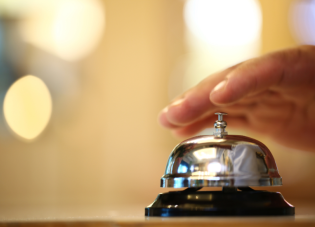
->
<box><xmin>145</xmin><ymin>113</ymin><xmax>295</xmax><ymax>216</ymax></box>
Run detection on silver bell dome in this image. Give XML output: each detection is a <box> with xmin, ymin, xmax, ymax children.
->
<box><xmin>161</xmin><ymin>113</ymin><xmax>282</xmax><ymax>188</ymax></box>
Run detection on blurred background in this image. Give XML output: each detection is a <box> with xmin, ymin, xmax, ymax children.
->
<box><xmin>0</xmin><ymin>0</ymin><xmax>314</xmax><ymax>219</ymax></box>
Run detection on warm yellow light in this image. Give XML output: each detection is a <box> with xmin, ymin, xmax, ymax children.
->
<box><xmin>53</xmin><ymin>0</ymin><xmax>105</xmax><ymax>61</ymax></box>
<box><xmin>184</xmin><ymin>0</ymin><xmax>262</xmax><ymax>46</ymax></box>
<box><xmin>3</xmin><ymin>75</ymin><xmax>52</xmax><ymax>140</ymax></box>
<box><xmin>19</xmin><ymin>0</ymin><xmax>105</xmax><ymax>61</ymax></box>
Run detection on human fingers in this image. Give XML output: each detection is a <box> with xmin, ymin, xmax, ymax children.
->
<box><xmin>171</xmin><ymin>114</ymin><xmax>248</xmax><ymax>138</ymax></box>
<box><xmin>210</xmin><ymin>45</ymin><xmax>315</xmax><ymax>105</ymax></box>
<box><xmin>158</xmin><ymin>66</ymin><xmax>237</xmax><ymax>128</ymax></box>
<box><xmin>231</xmin><ymin>90</ymin><xmax>282</xmax><ymax>106</ymax></box>
<box><xmin>171</xmin><ymin>99</ymin><xmax>293</xmax><ymax>138</ymax></box>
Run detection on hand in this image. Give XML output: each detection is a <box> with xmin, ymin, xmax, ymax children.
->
<box><xmin>159</xmin><ymin>45</ymin><xmax>315</xmax><ymax>152</ymax></box>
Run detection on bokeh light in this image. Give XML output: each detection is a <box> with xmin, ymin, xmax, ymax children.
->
<box><xmin>19</xmin><ymin>0</ymin><xmax>105</xmax><ymax>61</ymax></box>
<box><xmin>52</xmin><ymin>0</ymin><xmax>105</xmax><ymax>61</ymax></box>
<box><xmin>289</xmin><ymin>0</ymin><xmax>315</xmax><ymax>45</ymax></box>
<box><xmin>169</xmin><ymin>0</ymin><xmax>263</xmax><ymax>100</ymax></box>
<box><xmin>3</xmin><ymin>75</ymin><xmax>52</xmax><ymax>140</ymax></box>
<box><xmin>184</xmin><ymin>0</ymin><xmax>262</xmax><ymax>46</ymax></box>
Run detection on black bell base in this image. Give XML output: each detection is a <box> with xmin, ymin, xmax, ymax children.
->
<box><xmin>145</xmin><ymin>189</ymin><xmax>295</xmax><ymax>217</ymax></box>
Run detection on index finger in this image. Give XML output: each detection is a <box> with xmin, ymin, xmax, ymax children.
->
<box><xmin>159</xmin><ymin>66</ymin><xmax>236</xmax><ymax>127</ymax></box>
<box><xmin>210</xmin><ymin>45</ymin><xmax>315</xmax><ymax>105</ymax></box>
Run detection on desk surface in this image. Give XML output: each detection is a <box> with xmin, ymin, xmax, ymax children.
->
<box><xmin>0</xmin><ymin>199</ymin><xmax>314</xmax><ymax>226</ymax></box>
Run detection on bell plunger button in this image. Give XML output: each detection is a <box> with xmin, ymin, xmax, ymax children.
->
<box><xmin>214</xmin><ymin>112</ymin><xmax>228</xmax><ymax>137</ymax></box>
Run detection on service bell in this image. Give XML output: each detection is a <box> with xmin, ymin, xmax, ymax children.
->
<box><xmin>145</xmin><ymin>113</ymin><xmax>295</xmax><ymax>216</ymax></box>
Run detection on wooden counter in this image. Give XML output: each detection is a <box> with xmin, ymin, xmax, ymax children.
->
<box><xmin>0</xmin><ymin>199</ymin><xmax>314</xmax><ymax>226</ymax></box>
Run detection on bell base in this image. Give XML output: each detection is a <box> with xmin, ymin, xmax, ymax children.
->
<box><xmin>145</xmin><ymin>189</ymin><xmax>294</xmax><ymax>217</ymax></box>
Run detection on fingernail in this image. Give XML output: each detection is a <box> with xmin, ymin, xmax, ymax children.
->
<box><xmin>159</xmin><ymin>98</ymin><xmax>184</xmax><ymax>120</ymax></box>
<box><xmin>161</xmin><ymin>106</ymin><xmax>169</xmax><ymax>114</ymax></box>
<box><xmin>212</xmin><ymin>80</ymin><xmax>227</xmax><ymax>93</ymax></box>
<box><xmin>170</xmin><ymin>98</ymin><xmax>184</xmax><ymax>107</ymax></box>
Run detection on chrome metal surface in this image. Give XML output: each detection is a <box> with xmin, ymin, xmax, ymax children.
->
<box><xmin>161</xmin><ymin>135</ymin><xmax>282</xmax><ymax>188</ymax></box>
<box><xmin>161</xmin><ymin>113</ymin><xmax>282</xmax><ymax>188</ymax></box>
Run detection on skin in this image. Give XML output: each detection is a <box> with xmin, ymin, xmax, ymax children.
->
<box><xmin>159</xmin><ymin>45</ymin><xmax>315</xmax><ymax>152</ymax></box>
